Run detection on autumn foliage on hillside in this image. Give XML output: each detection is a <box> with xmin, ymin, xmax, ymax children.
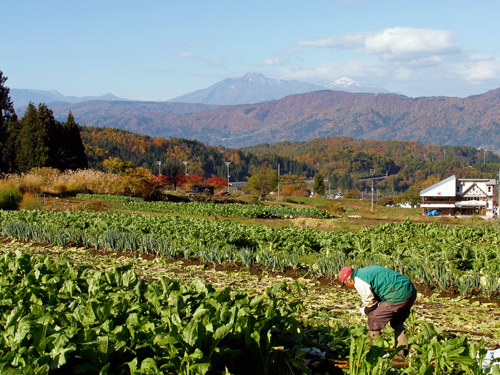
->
<box><xmin>80</xmin><ymin>125</ymin><xmax>500</xmax><ymax>195</ymax></box>
<box><xmin>59</xmin><ymin>88</ymin><xmax>500</xmax><ymax>151</ymax></box>
<box><xmin>244</xmin><ymin>137</ymin><xmax>500</xmax><ymax>193</ymax></box>
<box><xmin>81</xmin><ymin>126</ymin><xmax>314</xmax><ymax>182</ymax></box>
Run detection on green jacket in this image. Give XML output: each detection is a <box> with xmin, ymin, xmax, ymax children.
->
<box><xmin>353</xmin><ymin>266</ymin><xmax>416</xmax><ymax>307</ymax></box>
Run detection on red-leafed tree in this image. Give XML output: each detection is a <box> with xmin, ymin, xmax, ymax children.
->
<box><xmin>185</xmin><ymin>173</ymin><xmax>205</xmax><ymax>190</ymax></box>
<box><xmin>156</xmin><ymin>174</ymin><xmax>187</xmax><ymax>190</ymax></box>
<box><xmin>205</xmin><ymin>174</ymin><xmax>227</xmax><ymax>190</ymax></box>
<box><xmin>169</xmin><ymin>174</ymin><xmax>187</xmax><ymax>190</ymax></box>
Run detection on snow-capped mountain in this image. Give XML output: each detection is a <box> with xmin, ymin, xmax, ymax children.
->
<box><xmin>317</xmin><ymin>77</ymin><xmax>390</xmax><ymax>94</ymax></box>
<box><xmin>169</xmin><ymin>73</ymin><xmax>391</xmax><ymax>105</ymax></box>
<box><xmin>168</xmin><ymin>73</ymin><xmax>323</xmax><ymax>105</ymax></box>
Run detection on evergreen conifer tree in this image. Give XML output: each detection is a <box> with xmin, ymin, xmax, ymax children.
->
<box><xmin>313</xmin><ymin>173</ymin><xmax>326</xmax><ymax>196</ymax></box>
<box><xmin>60</xmin><ymin>111</ymin><xmax>88</xmax><ymax>169</ymax></box>
<box><xmin>16</xmin><ymin>103</ymin><xmax>40</xmax><ymax>172</ymax></box>
<box><xmin>3</xmin><ymin>113</ymin><xmax>20</xmax><ymax>172</ymax></box>
<box><xmin>36</xmin><ymin>103</ymin><xmax>59</xmax><ymax>167</ymax></box>
<box><xmin>0</xmin><ymin>70</ymin><xmax>15</xmax><ymax>172</ymax></box>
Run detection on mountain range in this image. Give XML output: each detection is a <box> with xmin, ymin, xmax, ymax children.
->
<box><xmin>10</xmin><ymin>73</ymin><xmax>500</xmax><ymax>153</ymax></box>
<box><xmin>12</xmin><ymin>73</ymin><xmax>389</xmax><ymax>108</ymax></box>
<box><xmin>32</xmin><ymin>87</ymin><xmax>500</xmax><ymax>152</ymax></box>
<box><xmin>10</xmin><ymin>89</ymin><xmax>126</xmax><ymax>108</ymax></box>
<box><xmin>168</xmin><ymin>73</ymin><xmax>389</xmax><ymax>105</ymax></box>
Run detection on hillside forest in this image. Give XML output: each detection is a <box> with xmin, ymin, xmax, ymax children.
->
<box><xmin>243</xmin><ymin>138</ymin><xmax>500</xmax><ymax>193</ymax></box>
<box><xmin>81</xmin><ymin>125</ymin><xmax>500</xmax><ymax>195</ymax></box>
<box><xmin>81</xmin><ymin>126</ymin><xmax>314</xmax><ymax>182</ymax></box>
<box><xmin>0</xmin><ymin>102</ymin><xmax>87</xmax><ymax>174</ymax></box>
<box><xmin>1</xmin><ymin>67</ymin><xmax>500</xmax><ymax>196</ymax></box>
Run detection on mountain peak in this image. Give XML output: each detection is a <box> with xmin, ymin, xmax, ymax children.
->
<box><xmin>317</xmin><ymin>77</ymin><xmax>389</xmax><ymax>94</ymax></box>
<box><xmin>333</xmin><ymin>77</ymin><xmax>361</xmax><ymax>87</ymax></box>
<box><xmin>241</xmin><ymin>72</ymin><xmax>268</xmax><ymax>83</ymax></box>
<box><xmin>169</xmin><ymin>73</ymin><xmax>390</xmax><ymax>105</ymax></box>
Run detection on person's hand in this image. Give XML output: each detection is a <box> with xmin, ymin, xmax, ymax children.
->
<box><xmin>359</xmin><ymin>307</ymin><xmax>366</xmax><ymax>316</ymax></box>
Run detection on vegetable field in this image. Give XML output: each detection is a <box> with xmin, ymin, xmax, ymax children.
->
<box><xmin>75</xmin><ymin>194</ymin><xmax>333</xmax><ymax>219</ymax></box>
<box><xmin>1</xmin><ymin>195</ymin><xmax>500</xmax><ymax>374</ymax></box>
<box><xmin>1</xmin><ymin>209</ymin><xmax>500</xmax><ymax>298</ymax></box>
<box><xmin>0</xmin><ymin>241</ymin><xmax>499</xmax><ymax>374</ymax></box>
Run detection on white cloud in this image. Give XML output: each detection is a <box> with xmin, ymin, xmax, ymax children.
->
<box><xmin>279</xmin><ymin>60</ymin><xmax>385</xmax><ymax>81</ymax></box>
<box><xmin>298</xmin><ymin>34</ymin><xmax>364</xmax><ymax>50</ymax></box>
<box><xmin>254</xmin><ymin>53</ymin><xmax>285</xmax><ymax>66</ymax></box>
<box><xmin>203</xmin><ymin>58</ymin><xmax>225</xmax><ymax>67</ymax></box>
<box><xmin>292</xmin><ymin>27</ymin><xmax>500</xmax><ymax>92</ymax></box>
<box><xmin>455</xmin><ymin>58</ymin><xmax>500</xmax><ymax>82</ymax></box>
<box><xmin>298</xmin><ymin>27</ymin><xmax>462</xmax><ymax>62</ymax></box>
<box><xmin>168</xmin><ymin>52</ymin><xmax>198</xmax><ymax>59</ymax></box>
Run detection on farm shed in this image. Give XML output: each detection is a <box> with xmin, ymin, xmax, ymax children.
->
<box><xmin>420</xmin><ymin>175</ymin><xmax>497</xmax><ymax>217</ymax></box>
<box><xmin>192</xmin><ymin>184</ymin><xmax>215</xmax><ymax>195</ymax></box>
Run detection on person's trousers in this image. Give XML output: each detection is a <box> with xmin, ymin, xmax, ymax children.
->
<box><xmin>367</xmin><ymin>294</ymin><xmax>417</xmax><ymax>354</ymax></box>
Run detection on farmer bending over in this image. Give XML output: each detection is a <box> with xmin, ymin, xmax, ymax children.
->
<box><xmin>338</xmin><ymin>265</ymin><xmax>417</xmax><ymax>359</ymax></box>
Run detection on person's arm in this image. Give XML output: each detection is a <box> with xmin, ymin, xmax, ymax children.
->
<box><xmin>354</xmin><ymin>277</ymin><xmax>378</xmax><ymax>314</ymax></box>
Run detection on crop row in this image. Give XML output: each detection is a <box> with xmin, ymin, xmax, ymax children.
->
<box><xmin>78</xmin><ymin>193</ymin><xmax>333</xmax><ymax>219</ymax></box>
<box><xmin>76</xmin><ymin>193</ymin><xmax>144</xmax><ymax>203</ymax></box>
<box><xmin>0</xmin><ymin>251</ymin><xmax>308</xmax><ymax>374</ymax></box>
<box><xmin>0</xmin><ymin>251</ymin><xmax>496</xmax><ymax>374</ymax></box>
<box><xmin>1</xmin><ymin>210</ymin><xmax>499</xmax><ymax>272</ymax></box>
<box><xmin>1</xmin><ymin>209</ymin><xmax>500</xmax><ymax>298</ymax></box>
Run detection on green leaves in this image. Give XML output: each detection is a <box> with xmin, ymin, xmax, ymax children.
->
<box><xmin>0</xmin><ymin>252</ymin><xmax>311</xmax><ymax>374</ymax></box>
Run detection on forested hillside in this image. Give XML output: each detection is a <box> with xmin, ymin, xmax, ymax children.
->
<box><xmin>1</xmin><ymin>104</ymin><xmax>87</xmax><ymax>173</ymax></box>
<box><xmin>45</xmin><ymin>88</ymin><xmax>500</xmax><ymax>151</ymax></box>
<box><xmin>81</xmin><ymin>126</ymin><xmax>315</xmax><ymax>181</ymax></box>
<box><xmin>80</xmin><ymin>125</ymin><xmax>500</xmax><ymax>194</ymax></box>
<box><xmin>243</xmin><ymin>137</ymin><xmax>500</xmax><ymax>192</ymax></box>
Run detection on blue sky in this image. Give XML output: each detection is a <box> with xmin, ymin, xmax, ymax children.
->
<box><xmin>2</xmin><ymin>0</ymin><xmax>500</xmax><ymax>101</ymax></box>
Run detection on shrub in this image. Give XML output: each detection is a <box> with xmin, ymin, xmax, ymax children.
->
<box><xmin>319</xmin><ymin>203</ymin><xmax>346</xmax><ymax>215</ymax></box>
<box><xmin>344</xmin><ymin>189</ymin><xmax>360</xmax><ymax>199</ymax></box>
<box><xmin>0</xmin><ymin>182</ymin><xmax>23</xmax><ymax>210</ymax></box>
<box><xmin>377</xmin><ymin>195</ymin><xmax>397</xmax><ymax>206</ymax></box>
<box><xmin>19</xmin><ymin>193</ymin><xmax>41</xmax><ymax>210</ymax></box>
<box><xmin>291</xmin><ymin>188</ymin><xmax>310</xmax><ymax>197</ymax></box>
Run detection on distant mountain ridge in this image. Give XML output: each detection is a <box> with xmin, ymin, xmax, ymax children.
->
<box><xmin>316</xmin><ymin>77</ymin><xmax>390</xmax><ymax>94</ymax></box>
<box><xmin>15</xmin><ymin>100</ymin><xmax>217</xmax><ymax>120</ymax></box>
<box><xmin>168</xmin><ymin>73</ymin><xmax>389</xmax><ymax>105</ymax></box>
<box><xmin>42</xmin><ymin>88</ymin><xmax>500</xmax><ymax>152</ymax></box>
<box><xmin>10</xmin><ymin>89</ymin><xmax>127</xmax><ymax>108</ymax></box>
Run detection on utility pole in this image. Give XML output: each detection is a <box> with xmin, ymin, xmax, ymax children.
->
<box><xmin>498</xmin><ymin>169</ymin><xmax>500</xmax><ymax>223</ymax></box>
<box><xmin>183</xmin><ymin>161</ymin><xmax>188</xmax><ymax>192</ymax></box>
<box><xmin>225</xmin><ymin>162</ymin><xmax>230</xmax><ymax>193</ymax></box>
<box><xmin>370</xmin><ymin>169</ymin><xmax>375</xmax><ymax>212</ymax></box>
<box><xmin>277</xmin><ymin>163</ymin><xmax>280</xmax><ymax>197</ymax></box>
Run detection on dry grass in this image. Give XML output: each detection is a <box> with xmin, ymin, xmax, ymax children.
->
<box><xmin>3</xmin><ymin>168</ymin><xmax>126</xmax><ymax>196</ymax></box>
<box><xmin>19</xmin><ymin>193</ymin><xmax>42</xmax><ymax>210</ymax></box>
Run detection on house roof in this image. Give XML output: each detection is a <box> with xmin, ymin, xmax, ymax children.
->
<box><xmin>420</xmin><ymin>175</ymin><xmax>456</xmax><ymax>197</ymax></box>
<box><xmin>461</xmin><ymin>182</ymin><xmax>487</xmax><ymax>197</ymax></box>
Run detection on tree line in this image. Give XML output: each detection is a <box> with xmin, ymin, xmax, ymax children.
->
<box><xmin>0</xmin><ymin>71</ymin><xmax>87</xmax><ymax>174</ymax></box>
<box><xmin>80</xmin><ymin>126</ymin><xmax>315</xmax><ymax>181</ymax></box>
<box><xmin>244</xmin><ymin>138</ymin><xmax>500</xmax><ymax>193</ymax></box>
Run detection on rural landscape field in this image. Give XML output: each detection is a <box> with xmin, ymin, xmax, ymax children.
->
<box><xmin>0</xmin><ymin>163</ymin><xmax>499</xmax><ymax>373</ymax></box>
<box><xmin>2</xmin><ymin>1</ymin><xmax>500</xmax><ymax>373</ymax></box>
